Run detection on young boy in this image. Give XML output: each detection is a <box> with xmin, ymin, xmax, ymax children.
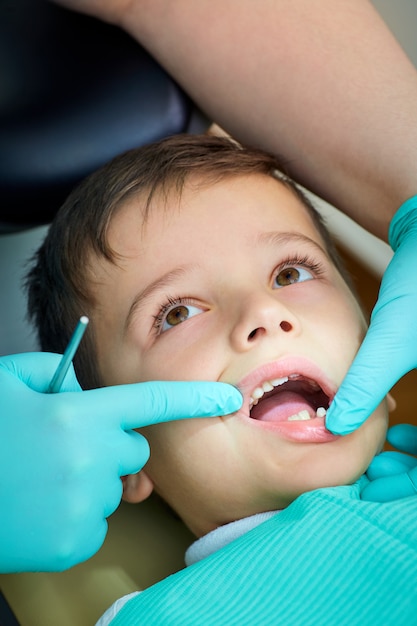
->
<box><xmin>27</xmin><ymin>135</ymin><xmax>399</xmax><ymax>624</ymax></box>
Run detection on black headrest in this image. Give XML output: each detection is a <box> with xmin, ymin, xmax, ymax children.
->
<box><xmin>0</xmin><ymin>0</ymin><xmax>194</xmax><ymax>229</ymax></box>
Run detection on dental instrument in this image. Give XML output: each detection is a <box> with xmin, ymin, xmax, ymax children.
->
<box><xmin>47</xmin><ymin>316</ymin><xmax>89</xmax><ymax>393</ymax></box>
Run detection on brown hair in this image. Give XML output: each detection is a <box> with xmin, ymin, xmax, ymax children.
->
<box><xmin>25</xmin><ymin>133</ymin><xmax>350</xmax><ymax>389</ymax></box>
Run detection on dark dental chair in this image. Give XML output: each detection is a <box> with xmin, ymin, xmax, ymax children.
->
<box><xmin>0</xmin><ymin>2</ymin><xmax>203</xmax><ymax>623</ymax></box>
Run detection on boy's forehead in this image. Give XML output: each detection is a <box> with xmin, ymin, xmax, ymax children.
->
<box><xmin>109</xmin><ymin>173</ymin><xmax>324</xmax><ymax>257</ymax></box>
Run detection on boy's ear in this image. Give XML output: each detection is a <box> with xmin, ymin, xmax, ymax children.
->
<box><xmin>387</xmin><ymin>393</ymin><xmax>396</xmax><ymax>413</ymax></box>
<box><xmin>121</xmin><ymin>471</ymin><xmax>154</xmax><ymax>503</ymax></box>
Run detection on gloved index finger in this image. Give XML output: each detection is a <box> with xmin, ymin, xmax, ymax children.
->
<box><xmin>71</xmin><ymin>380</ymin><xmax>243</xmax><ymax>429</ymax></box>
<box><xmin>326</xmin><ymin>211</ymin><xmax>417</xmax><ymax>436</ymax></box>
<box><xmin>325</xmin><ymin>323</ymin><xmax>403</xmax><ymax>435</ymax></box>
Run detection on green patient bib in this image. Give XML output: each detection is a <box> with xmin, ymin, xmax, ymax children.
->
<box><xmin>111</xmin><ymin>481</ymin><xmax>417</xmax><ymax>625</ymax></box>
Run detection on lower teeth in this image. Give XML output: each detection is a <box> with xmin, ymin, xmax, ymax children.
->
<box><xmin>287</xmin><ymin>407</ymin><xmax>327</xmax><ymax>422</ymax></box>
<box><xmin>288</xmin><ymin>409</ymin><xmax>311</xmax><ymax>421</ymax></box>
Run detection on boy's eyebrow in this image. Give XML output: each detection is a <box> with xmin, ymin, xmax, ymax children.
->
<box><xmin>125</xmin><ymin>266</ymin><xmax>192</xmax><ymax>331</ymax></box>
<box><xmin>258</xmin><ymin>231</ymin><xmax>327</xmax><ymax>254</ymax></box>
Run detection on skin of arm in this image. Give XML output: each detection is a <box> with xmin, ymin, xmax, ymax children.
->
<box><xmin>52</xmin><ymin>0</ymin><xmax>417</xmax><ymax>241</ymax></box>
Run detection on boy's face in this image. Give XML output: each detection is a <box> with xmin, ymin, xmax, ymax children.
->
<box><xmin>92</xmin><ymin>174</ymin><xmax>388</xmax><ymax>537</ymax></box>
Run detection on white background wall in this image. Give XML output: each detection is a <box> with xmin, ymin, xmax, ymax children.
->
<box><xmin>0</xmin><ymin>226</ymin><xmax>48</xmax><ymax>354</ymax></box>
<box><xmin>373</xmin><ymin>0</ymin><xmax>417</xmax><ymax>66</ymax></box>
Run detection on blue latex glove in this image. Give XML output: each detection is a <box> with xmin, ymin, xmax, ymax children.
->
<box><xmin>326</xmin><ymin>196</ymin><xmax>417</xmax><ymax>434</ymax></box>
<box><xmin>0</xmin><ymin>352</ymin><xmax>242</xmax><ymax>573</ymax></box>
<box><xmin>363</xmin><ymin>424</ymin><xmax>417</xmax><ymax>502</ymax></box>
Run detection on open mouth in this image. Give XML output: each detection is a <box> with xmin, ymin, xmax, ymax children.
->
<box><xmin>248</xmin><ymin>374</ymin><xmax>331</xmax><ymax>424</ymax></box>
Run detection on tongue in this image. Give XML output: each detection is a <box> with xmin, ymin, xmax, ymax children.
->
<box><xmin>250</xmin><ymin>391</ymin><xmax>315</xmax><ymax>423</ymax></box>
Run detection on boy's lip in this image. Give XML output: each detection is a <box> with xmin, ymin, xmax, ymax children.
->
<box><xmin>235</xmin><ymin>357</ymin><xmax>339</xmax><ymax>443</ymax></box>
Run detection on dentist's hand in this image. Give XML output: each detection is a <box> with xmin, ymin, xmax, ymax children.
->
<box><xmin>0</xmin><ymin>352</ymin><xmax>242</xmax><ymax>573</ymax></box>
<box><xmin>363</xmin><ymin>424</ymin><xmax>417</xmax><ymax>501</ymax></box>
<box><xmin>326</xmin><ymin>196</ymin><xmax>417</xmax><ymax>435</ymax></box>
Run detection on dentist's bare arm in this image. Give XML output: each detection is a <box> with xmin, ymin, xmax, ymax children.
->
<box><xmin>52</xmin><ymin>0</ymin><xmax>417</xmax><ymax>241</ymax></box>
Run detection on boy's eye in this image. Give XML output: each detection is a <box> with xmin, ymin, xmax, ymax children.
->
<box><xmin>160</xmin><ymin>303</ymin><xmax>204</xmax><ymax>333</ymax></box>
<box><xmin>274</xmin><ymin>266</ymin><xmax>314</xmax><ymax>287</ymax></box>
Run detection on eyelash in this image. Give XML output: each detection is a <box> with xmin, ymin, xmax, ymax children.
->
<box><xmin>273</xmin><ymin>254</ymin><xmax>325</xmax><ymax>279</ymax></box>
<box><xmin>152</xmin><ymin>254</ymin><xmax>325</xmax><ymax>334</ymax></box>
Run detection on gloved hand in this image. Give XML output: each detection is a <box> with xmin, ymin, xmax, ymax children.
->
<box><xmin>363</xmin><ymin>424</ymin><xmax>417</xmax><ymax>502</ymax></box>
<box><xmin>0</xmin><ymin>352</ymin><xmax>242</xmax><ymax>573</ymax></box>
<box><xmin>326</xmin><ymin>196</ymin><xmax>417</xmax><ymax>434</ymax></box>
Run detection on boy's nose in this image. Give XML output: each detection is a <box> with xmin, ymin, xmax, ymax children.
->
<box><xmin>229</xmin><ymin>293</ymin><xmax>299</xmax><ymax>352</ymax></box>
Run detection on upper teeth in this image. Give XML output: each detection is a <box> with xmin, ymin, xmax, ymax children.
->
<box><xmin>250</xmin><ymin>377</ymin><xmax>289</xmax><ymax>407</ymax></box>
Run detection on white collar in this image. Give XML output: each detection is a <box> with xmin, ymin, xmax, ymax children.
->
<box><xmin>185</xmin><ymin>511</ymin><xmax>280</xmax><ymax>566</ymax></box>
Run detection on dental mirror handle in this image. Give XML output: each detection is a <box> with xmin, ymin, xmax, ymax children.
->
<box><xmin>47</xmin><ymin>316</ymin><xmax>89</xmax><ymax>393</ymax></box>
